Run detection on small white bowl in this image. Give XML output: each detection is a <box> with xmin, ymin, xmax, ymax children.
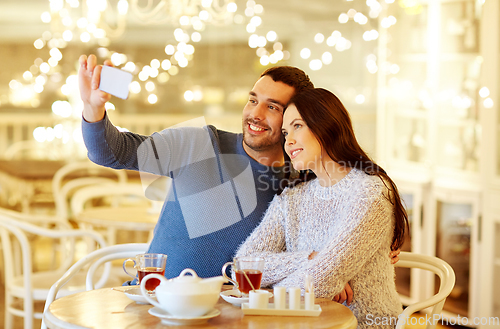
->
<box><xmin>123</xmin><ymin>287</ymin><xmax>155</xmax><ymax>304</ymax></box>
<box><xmin>220</xmin><ymin>289</ymin><xmax>272</xmax><ymax>307</ymax></box>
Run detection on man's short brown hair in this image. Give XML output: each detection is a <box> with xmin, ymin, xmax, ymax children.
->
<box><xmin>261</xmin><ymin>66</ymin><xmax>314</xmax><ymax>96</ymax></box>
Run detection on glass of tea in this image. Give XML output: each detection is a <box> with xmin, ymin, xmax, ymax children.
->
<box><xmin>222</xmin><ymin>257</ymin><xmax>265</xmax><ymax>296</ymax></box>
<box><xmin>123</xmin><ymin>253</ymin><xmax>168</xmax><ymax>294</ymax></box>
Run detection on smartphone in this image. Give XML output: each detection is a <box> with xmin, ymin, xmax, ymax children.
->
<box><xmin>99</xmin><ymin>65</ymin><xmax>133</xmax><ymax>100</ymax></box>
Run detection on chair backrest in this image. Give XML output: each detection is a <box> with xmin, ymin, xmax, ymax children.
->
<box><xmin>0</xmin><ymin>212</ymin><xmax>107</xmax><ymax>284</ymax></box>
<box><xmin>0</xmin><ymin>212</ymin><xmax>107</xmax><ymax>329</ymax></box>
<box><xmin>0</xmin><ymin>207</ymin><xmax>71</xmax><ymax>229</ymax></box>
<box><xmin>42</xmin><ymin>243</ymin><xmax>149</xmax><ymax>329</ymax></box>
<box><xmin>0</xmin><ymin>207</ymin><xmax>74</xmax><ymax>274</ymax></box>
<box><xmin>70</xmin><ymin>182</ymin><xmax>151</xmax><ymax>217</ymax></box>
<box><xmin>52</xmin><ymin>161</ymin><xmax>128</xmax><ymax>221</ymax></box>
<box><xmin>394</xmin><ymin>252</ymin><xmax>456</xmax><ymax>329</ymax></box>
<box><xmin>55</xmin><ymin>177</ymin><xmax>116</xmax><ymax>221</ymax></box>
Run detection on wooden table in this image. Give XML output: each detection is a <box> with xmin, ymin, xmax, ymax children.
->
<box><xmin>0</xmin><ymin>160</ymin><xmax>67</xmax><ymax>211</ymax></box>
<box><xmin>44</xmin><ymin>286</ymin><xmax>358</xmax><ymax>329</ymax></box>
<box><xmin>0</xmin><ymin>159</ymin><xmax>140</xmax><ymax>211</ymax></box>
<box><xmin>0</xmin><ymin>160</ymin><xmax>67</xmax><ymax>179</ymax></box>
<box><xmin>0</xmin><ymin>160</ymin><xmax>140</xmax><ymax>180</ymax></box>
<box><xmin>76</xmin><ymin>206</ymin><xmax>159</xmax><ymax>244</ymax></box>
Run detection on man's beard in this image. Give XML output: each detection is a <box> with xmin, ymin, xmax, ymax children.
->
<box><xmin>242</xmin><ymin>119</ymin><xmax>281</xmax><ymax>152</ymax></box>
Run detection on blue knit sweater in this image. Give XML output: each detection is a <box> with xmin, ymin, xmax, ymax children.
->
<box><xmin>82</xmin><ymin>113</ymin><xmax>285</xmax><ymax>278</ymax></box>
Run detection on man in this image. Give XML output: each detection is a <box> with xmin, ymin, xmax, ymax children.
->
<box><xmin>79</xmin><ymin>55</ymin><xmax>397</xmax><ymax>304</ymax></box>
<box><xmin>79</xmin><ymin>53</ymin><xmax>312</xmax><ymax>271</ymax></box>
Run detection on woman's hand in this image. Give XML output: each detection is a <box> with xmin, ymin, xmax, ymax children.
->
<box><xmin>308</xmin><ymin>251</ymin><xmax>318</xmax><ymax>260</ymax></box>
<box><xmin>308</xmin><ymin>250</ymin><xmax>353</xmax><ymax>305</ymax></box>
<box><xmin>78</xmin><ymin>54</ymin><xmax>112</xmax><ymax>122</ymax></box>
<box><xmin>389</xmin><ymin>249</ymin><xmax>401</xmax><ymax>264</ymax></box>
<box><xmin>333</xmin><ymin>282</ymin><xmax>353</xmax><ymax>306</ymax></box>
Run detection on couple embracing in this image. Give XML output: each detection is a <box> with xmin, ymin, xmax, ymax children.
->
<box><xmin>79</xmin><ymin>54</ymin><xmax>408</xmax><ymax>329</ymax></box>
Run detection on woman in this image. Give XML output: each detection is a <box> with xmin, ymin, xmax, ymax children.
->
<box><xmin>235</xmin><ymin>88</ymin><xmax>408</xmax><ymax>328</ymax></box>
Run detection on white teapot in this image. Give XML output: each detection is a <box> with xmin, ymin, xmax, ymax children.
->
<box><xmin>140</xmin><ymin>268</ymin><xmax>227</xmax><ymax>318</ymax></box>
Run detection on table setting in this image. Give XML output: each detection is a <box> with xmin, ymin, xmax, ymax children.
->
<box><xmin>44</xmin><ymin>252</ymin><xmax>358</xmax><ymax>329</ymax></box>
<box><xmin>123</xmin><ymin>254</ymin><xmax>324</xmax><ymax>324</ymax></box>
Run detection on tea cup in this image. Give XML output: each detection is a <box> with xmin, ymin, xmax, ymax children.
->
<box><xmin>222</xmin><ymin>256</ymin><xmax>264</xmax><ymax>296</ymax></box>
<box><xmin>123</xmin><ymin>253</ymin><xmax>167</xmax><ymax>293</ymax></box>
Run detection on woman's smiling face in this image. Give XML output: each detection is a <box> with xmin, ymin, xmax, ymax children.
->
<box><xmin>281</xmin><ymin>104</ymin><xmax>323</xmax><ymax>172</ymax></box>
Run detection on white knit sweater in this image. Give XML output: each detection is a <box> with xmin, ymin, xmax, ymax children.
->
<box><xmin>235</xmin><ymin>168</ymin><xmax>402</xmax><ymax>328</ymax></box>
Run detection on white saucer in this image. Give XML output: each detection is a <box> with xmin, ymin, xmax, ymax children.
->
<box><xmin>148</xmin><ymin>307</ymin><xmax>221</xmax><ymax>325</ymax></box>
<box><xmin>123</xmin><ymin>287</ymin><xmax>155</xmax><ymax>305</ymax></box>
<box><xmin>220</xmin><ymin>289</ymin><xmax>272</xmax><ymax>307</ymax></box>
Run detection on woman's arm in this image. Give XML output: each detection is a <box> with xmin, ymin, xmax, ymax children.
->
<box><xmin>276</xmin><ymin>192</ymin><xmax>393</xmax><ymax>298</ymax></box>
<box><xmin>235</xmin><ymin>194</ymin><xmax>312</xmax><ymax>286</ymax></box>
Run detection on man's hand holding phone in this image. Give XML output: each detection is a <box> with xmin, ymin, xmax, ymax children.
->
<box><xmin>78</xmin><ymin>54</ymin><xmax>133</xmax><ymax>123</ymax></box>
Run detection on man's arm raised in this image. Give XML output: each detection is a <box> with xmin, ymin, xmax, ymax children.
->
<box><xmin>79</xmin><ymin>54</ymin><xmax>111</xmax><ymax>123</ymax></box>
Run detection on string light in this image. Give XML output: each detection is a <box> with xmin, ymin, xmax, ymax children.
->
<box><xmin>7</xmin><ymin>0</ymin><xmax>403</xmax><ymax>160</ymax></box>
<box><xmin>300</xmin><ymin>48</ymin><xmax>311</xmax><ymax>59</ymax></box>
<box><xmin>25</xmin><ymin>0</ymin><xmax>271</xmax><ymax>115</ymax></box>
<box><xmin>309</xmin><ymin>59</ymin><xmax>322</xmax><ymax>71</ymax></box>
<box><xmin>484</xmin><ymin>98</ymin><xmax>494</xmax><ymax>108</ymax></box>
<box><xmin>479</xmin><ymin>87</ymin><xmax>490</xmax><ymax>98</ymax></box>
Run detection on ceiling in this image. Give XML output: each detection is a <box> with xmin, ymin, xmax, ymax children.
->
<box><xmin>0</xmin><ymin>0</ymin><xmax>387</xmax><ymax>115</ymax></box>
<box><xmin>0</xmin><ymin>0</ymin><xmax>376</xmax><ymax>45</ymax></box>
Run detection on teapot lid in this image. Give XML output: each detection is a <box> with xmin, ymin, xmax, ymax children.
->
<box><xmin>173</xmin><ymin>268</ymin><xmax>201</xmax><ymax>283</ymax></box>
<box><xmin>159</xmin><ymin>268</ymin><xmax>226</xmax><ymax>295</ymax></box>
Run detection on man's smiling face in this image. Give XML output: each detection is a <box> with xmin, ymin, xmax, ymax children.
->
<box><xmin>242</xmin><ymin>75</ymin><xmax>296</xmax><ymax>156</ymax></box>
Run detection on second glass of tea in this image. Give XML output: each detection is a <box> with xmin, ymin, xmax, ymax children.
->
<box><xmin>123</xmin><ymin>253</ymin><xmax>168</xmax><ymax>294</ymax></box>
<box><xmin>222</xmin><ymin>256</ymin><xmax>265</xmax><ymax>296</ymax></box>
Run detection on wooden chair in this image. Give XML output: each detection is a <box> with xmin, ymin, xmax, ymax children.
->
<box><xmin>51</xmin><ymin>161</ymin><xmax>128</xmax><ymax>223</ymax></box>
<box><xmin>42</xmin><ymin>243</ymin><xmax>149</xmax><ymax>329</ymax></box>
<box><xmin>395</xmin><ymin>252</ymin><xmax>456</xmax><ymax>329</ymax></box>
<box><xmin>0</xmin><ymin>211</ymin><xmax>110</xmax><ymax>329</ymax></box>
<box><xmin>70</xmin><ymin>182</ymin><xmax>155</xmax><ymax>245</ymax></box>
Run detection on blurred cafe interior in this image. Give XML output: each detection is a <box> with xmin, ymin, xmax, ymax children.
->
<box><xmin>0</xmin><ymin>0</ymin><xmax>499</xmax><ymax>328</ymax></box>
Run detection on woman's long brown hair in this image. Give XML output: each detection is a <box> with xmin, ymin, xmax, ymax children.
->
<box><xmin>281</xmin><ymin>88</ymin><xmax>409</xmax><ymax>251</ymax></box>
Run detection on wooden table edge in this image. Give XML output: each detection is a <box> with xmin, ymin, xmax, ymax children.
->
<box><xmin>44</xmin><ymin>311</ymin><xmax>91</xmax><ymax>329</ymax></box>
<box><xmin>44</xmin><ymin>286</ymin><xmax>358</xmax><ymax>329</ymax></box>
